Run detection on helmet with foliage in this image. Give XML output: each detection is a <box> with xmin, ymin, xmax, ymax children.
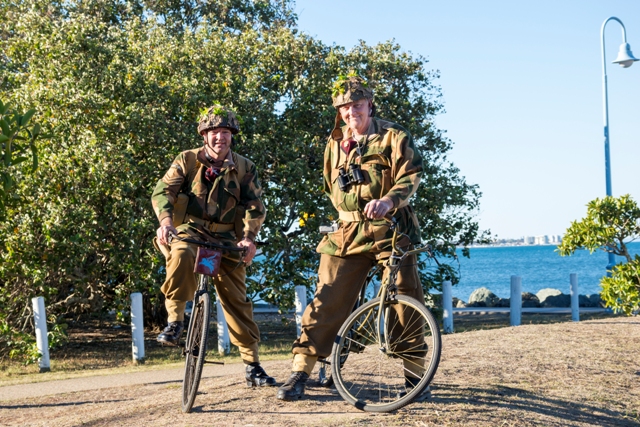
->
<box><xmin>331</xmin><ymin>73</ymin><xmax>374</xmax><ymax>108</ymax></box>
<box><xmin>197</xmin><ymin>105</ymin><xmax>240</xmax><ymax>135</ymax></box>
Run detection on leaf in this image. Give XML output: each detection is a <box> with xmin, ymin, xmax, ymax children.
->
<box><xmin>30</xmin><ymin>142</ymin><xmax>38</xmax><ymax>172</ymax></box>
<box><xmin>19</xmin><ymin>109</ymin><xmax>36</xmax><ymax>127</ymax></box>
<box><xmin>3</xmin><ymin>137</ymin><xmax>11</xmax><ymax>167</ymax></box>
<box><xmin>0</xmin><ymin>119</ymin><xmax>9</xmax><ymax>136</ymax></box>
<box><xmin>12</xmin><ymin>156</ymin><xmax>28</xmax><ymax>165</ymax></box>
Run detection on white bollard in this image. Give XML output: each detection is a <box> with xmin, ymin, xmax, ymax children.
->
<box><xmin>216</xmin><ymin>297</ymin><xmax>230</xmax><ymax>355</ymax></box>
<box><xmin>294</xmin><ymin>285</ymin><xmax>307</xmax><ymax>337</ymax></box>
<box><xmin>442</xmin><ymin>280</ymin><xmax>454</xmax><ymax>334</ymax></box>
<box><xmin>510</xmin><ymin>276</ymin><xmax>522</xmax><ymax>327</ymax></box>
<box><xmin>31</xmin><ymin>297</ymin><xmax>50</xmax><ymax>372</ymax></box>
<box><xmin>130</xmin><ymin>292</ymin><xmax>145</xmax><ymax>364</ymax></box>
<box><xmin>570</xmin><ymin>273</ymin><xmax>580</xmax><ymax>322</ymax></box>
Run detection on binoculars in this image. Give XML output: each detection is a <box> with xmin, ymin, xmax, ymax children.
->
<box><xmin>337</xmin><ymin>164</ymin><xmax>365</xmax><ymax>192</ymax></box>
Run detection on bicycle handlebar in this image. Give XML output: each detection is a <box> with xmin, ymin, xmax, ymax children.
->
<box><xmin>168</xmin><ymin>233</ymin><xmax>269</xmax><ymax>252</ymax></box>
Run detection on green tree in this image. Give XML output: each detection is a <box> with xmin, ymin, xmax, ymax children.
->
<box><xmin>558</xmin><ymin>195</ymin><xmax>640</xmax><ymax>315</ymax></box>
<box><xmin>0</xmin><ymin>0</ymin><xmax>487</xmax><ymax>349</ymax></box>
<box><xmin>0</xmin><ymin>100</ymin><xmax>41</xmax><ymax>220</ymax></box>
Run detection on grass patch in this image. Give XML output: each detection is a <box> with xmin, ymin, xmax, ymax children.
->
<box><xmin>0</xmin><ymin>312</ymin><xmax>297</xmax><ymax>382</ymax></box>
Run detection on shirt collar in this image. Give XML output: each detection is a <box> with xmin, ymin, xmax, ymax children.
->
<box><xmin>200</xmin><ymin>147</ymin><xmax>236</xmax><ymax>170</ymax></box>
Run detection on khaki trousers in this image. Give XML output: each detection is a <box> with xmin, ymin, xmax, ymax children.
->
<box><xmin>291</xmin><ymin>252</ymin><xmax>425</xmax><ymax>374</ymax></box>
<box><xmin>161</xmin><ymin>239</ymin><xmax>260</xmax><ymax>363</ymax></box>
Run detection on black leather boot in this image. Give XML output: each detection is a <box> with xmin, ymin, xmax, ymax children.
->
<box><xmin>245</xmin><ymin>363</ymin><xmax>277</xmax><ymax>387</ymax></box>
<box><xmin>276</xmin><ymin>371</ymin><xmax>309</xmax><ymax>401</ymax></box>
<box><xmin>157</xmin><ymin>321</ymin><xmax>184</xmax><ymax>347</ymax></box>
<box><xmin>399</xmin><ymin>376</ymin><xmax>431</xmax><ymax>402</ymax></box>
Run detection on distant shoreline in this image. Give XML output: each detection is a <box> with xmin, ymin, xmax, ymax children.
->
<box><xmin>463</xmin><ymin>243</ymin><xmax>560</xmax><ymax>249</ymax></box>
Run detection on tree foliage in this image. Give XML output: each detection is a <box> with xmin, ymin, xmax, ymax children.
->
<box><xmin>558</xmin><ymin>195</ymin><xmax>640</xmax><ymax>315</ymax></box>
<box><xmin>0</xmin><ymin>0</ymin><xmax>487</xmax><ymax>353</ymax></box>
<box><xmin>0</xmin><ymin>99</ymin><xmax>43</xmax><ymax>220</ymax></box>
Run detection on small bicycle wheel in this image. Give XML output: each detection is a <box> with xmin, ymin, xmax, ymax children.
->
<box><xmin>331</xmin><ymin>295</ymin><xmax>441</xmax><ymax>413</ymax></box>
<box><xmin>181</xmin><ymin>290</ymin><xmax>211</xmax><ymax>413</ymax></box>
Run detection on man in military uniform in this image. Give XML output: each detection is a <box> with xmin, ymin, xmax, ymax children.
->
<box><xmin>277</xmin><ymin>75</ymin><xmax>427</xmax><ymax>400</ymax></box>
<box><xmin>152</xmin><ymin>105</ymin><xmax>276</xmax><ymax>387</ymax></box>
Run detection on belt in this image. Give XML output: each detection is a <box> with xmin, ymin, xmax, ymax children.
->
<box><xmin>338</xmin><ymin>211</ymin><xmax>365</xmax><ymax>222</ymax></box>
<box><xmin>339</xmin><ymin>209</ymin><xmax>400</xmax><ymax>222</ymax></box>
<box><xmin>185</xmin><ymin>214</ymin><xmax>234</xmax><ymax>233</ymax></box>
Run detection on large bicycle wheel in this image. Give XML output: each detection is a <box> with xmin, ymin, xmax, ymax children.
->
<box><xmin>331</xmin><ymin>295</ymin><xmax>441</xmax><ymax>413</ymax></box>
<box><xmin>181</xmin><ymin>289</ymin><xmax>210</xmax><ymax>413</ymax></box>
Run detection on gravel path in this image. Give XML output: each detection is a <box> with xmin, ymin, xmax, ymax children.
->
<box><xmin>1</xmin><ymin>316</ymin><xmax>638</xmax><ymax>427</ymax></box>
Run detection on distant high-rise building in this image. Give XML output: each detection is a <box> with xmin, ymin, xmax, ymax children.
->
<box><xmin>534</xmin><ymin>235</ymin><xmax>549</xmax><ymax>245</ymax></box>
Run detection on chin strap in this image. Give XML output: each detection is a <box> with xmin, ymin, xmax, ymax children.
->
<box><xmin>330</xmin><ymin>111</ymin><xmax>343</xmax><ymax>141</ymax></box>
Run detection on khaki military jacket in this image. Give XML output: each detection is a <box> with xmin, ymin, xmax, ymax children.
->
<box><xmin>151</xmin><ymin>147</ymin><xmax>266</xmax><ymax>251</ymax></box>
<box><xmin>317</xmin><ymin>118</ymin><xmax>423</xmax><ymax>257</ymax></box>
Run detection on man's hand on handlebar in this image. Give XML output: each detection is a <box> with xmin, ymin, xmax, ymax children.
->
<box><xmin>157</xmin><ymin>217</ymin><xmax>178</xmax><ymax>246</ymax></box>
<box><xmin>237</xmin><ymin>238</ymin><xmax>257</xmax><ymax>265</ymax></box>
<box><xmin>363</xmin><ymin>197</ymin><xmax>394</xmax><ymax>220</ymax></box>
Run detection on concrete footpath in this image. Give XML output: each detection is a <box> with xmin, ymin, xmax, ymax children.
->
<box><xmin>0</xmin><ymin>361</ymin><xmax>255</xmax><ymax>402</ymax></box>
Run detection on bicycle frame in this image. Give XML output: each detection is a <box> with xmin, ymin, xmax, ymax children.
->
<box><xmin>170</xmin><ymin>233</ymin><xmax>247</xmax><ymax>413</ymax></box>
<box><xmin>183</xmin><ymin>275</ymin><xmax>225</xmax><ymax>364</ymax></box>
<box><xmin>362</xmin><ymin>218</ymin><xmax>437</xmax><ymax>356</ymax></box>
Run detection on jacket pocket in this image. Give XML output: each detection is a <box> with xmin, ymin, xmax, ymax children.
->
<box><xmin>360</xmin><ymin>154</ymin><xmax>392</xmax><ymax>200</ymax></box>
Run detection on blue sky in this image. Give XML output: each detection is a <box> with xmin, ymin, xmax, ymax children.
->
<box><xmin>294</xmin><ymin>0</ymin><xmax>640</xmax><ymax>239</ymax></box>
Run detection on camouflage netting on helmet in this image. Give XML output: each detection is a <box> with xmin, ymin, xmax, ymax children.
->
<box><xmin>197</xmin><ymin>105</ymin><xmax>240</xmax><ymax>135</ymax></box>
<box><xmin>331</xmin><ymin>74</ymin><xmax>374</xmax><ymax>107</ymax></box>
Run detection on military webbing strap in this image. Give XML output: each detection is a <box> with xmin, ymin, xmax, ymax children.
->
<box><xmin>338</xmin><ymin>210</ymin><xmax>365</xmax><ymax>222</ymax></box>
<box><xmin>231</xmin><ymin>152</ymin><xmax>247</xmax><ymax>182</ymax></box>
<box><xmin>185</xmin><ymin>214</ymin><xmax>234</xmax><ymax>232</ymax></box>
<box><xmin>338</xmin><ymin>207</ymin><xmax>398</xmax><ymax>222</ymax></box>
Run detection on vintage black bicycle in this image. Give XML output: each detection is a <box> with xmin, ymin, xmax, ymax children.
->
<box><xmin>327</xmin><ymin>217</ymin><xmax>442</xmax><ymax>413</ymax></box>
<box><xmin>168</xmin><ymin>234</ymin><xmax>248</xmax><ymax>413</ymax></box>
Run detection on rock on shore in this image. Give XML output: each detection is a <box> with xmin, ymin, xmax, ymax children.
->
<box><xmin>457</xmin><ymin>286</ymin><xmax>604</xmax><ymax>308</ymax></box>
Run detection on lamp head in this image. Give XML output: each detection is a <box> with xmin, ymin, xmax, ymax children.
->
<box><xmin>613</xmin><ymin>42</ymin><xmax>640</xmax><ymax>68</ymax></box>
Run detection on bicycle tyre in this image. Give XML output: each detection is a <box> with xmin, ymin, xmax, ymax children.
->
<box><xmin>331</xmin><ymin>295</ymin><xmax>441</xmax><ymax>413</ymax></box>
<box><xmin>181</xmin><ymin>290</ymin><xmax>210</xmax><ymax>413</ymax></box>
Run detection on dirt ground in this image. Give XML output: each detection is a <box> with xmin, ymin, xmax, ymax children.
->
<box><xmin>1</xmin><ymin>316</ymin><xmax>639</xmax><ymax>427</ymax></box>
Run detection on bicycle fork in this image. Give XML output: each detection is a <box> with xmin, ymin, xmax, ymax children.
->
<box><xmin>376</xmin><ymin>255</ymin><xmax>403</xmax><ymax>355</ymax></box>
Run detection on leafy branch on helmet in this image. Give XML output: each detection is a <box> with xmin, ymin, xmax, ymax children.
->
<box><xmin>1</xmin><ymin>0</ymin><xmax>488</xmax><ymax>361</ymax></box>
<box><xmin>331</xmin><ymin>71</ymin><xmax>368</xmax><ymax>97</ymax></box>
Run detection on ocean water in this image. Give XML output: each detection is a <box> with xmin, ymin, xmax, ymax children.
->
<box><xmin>444</xmin><ymin>242</ymin><xmax>640</xmax><ymax>301</ymax></box>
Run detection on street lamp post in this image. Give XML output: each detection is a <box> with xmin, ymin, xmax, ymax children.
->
<box><xmin>600</xmin><ymin>16</ymin><xmax>639</xmax><ymax>271</ymax></box>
